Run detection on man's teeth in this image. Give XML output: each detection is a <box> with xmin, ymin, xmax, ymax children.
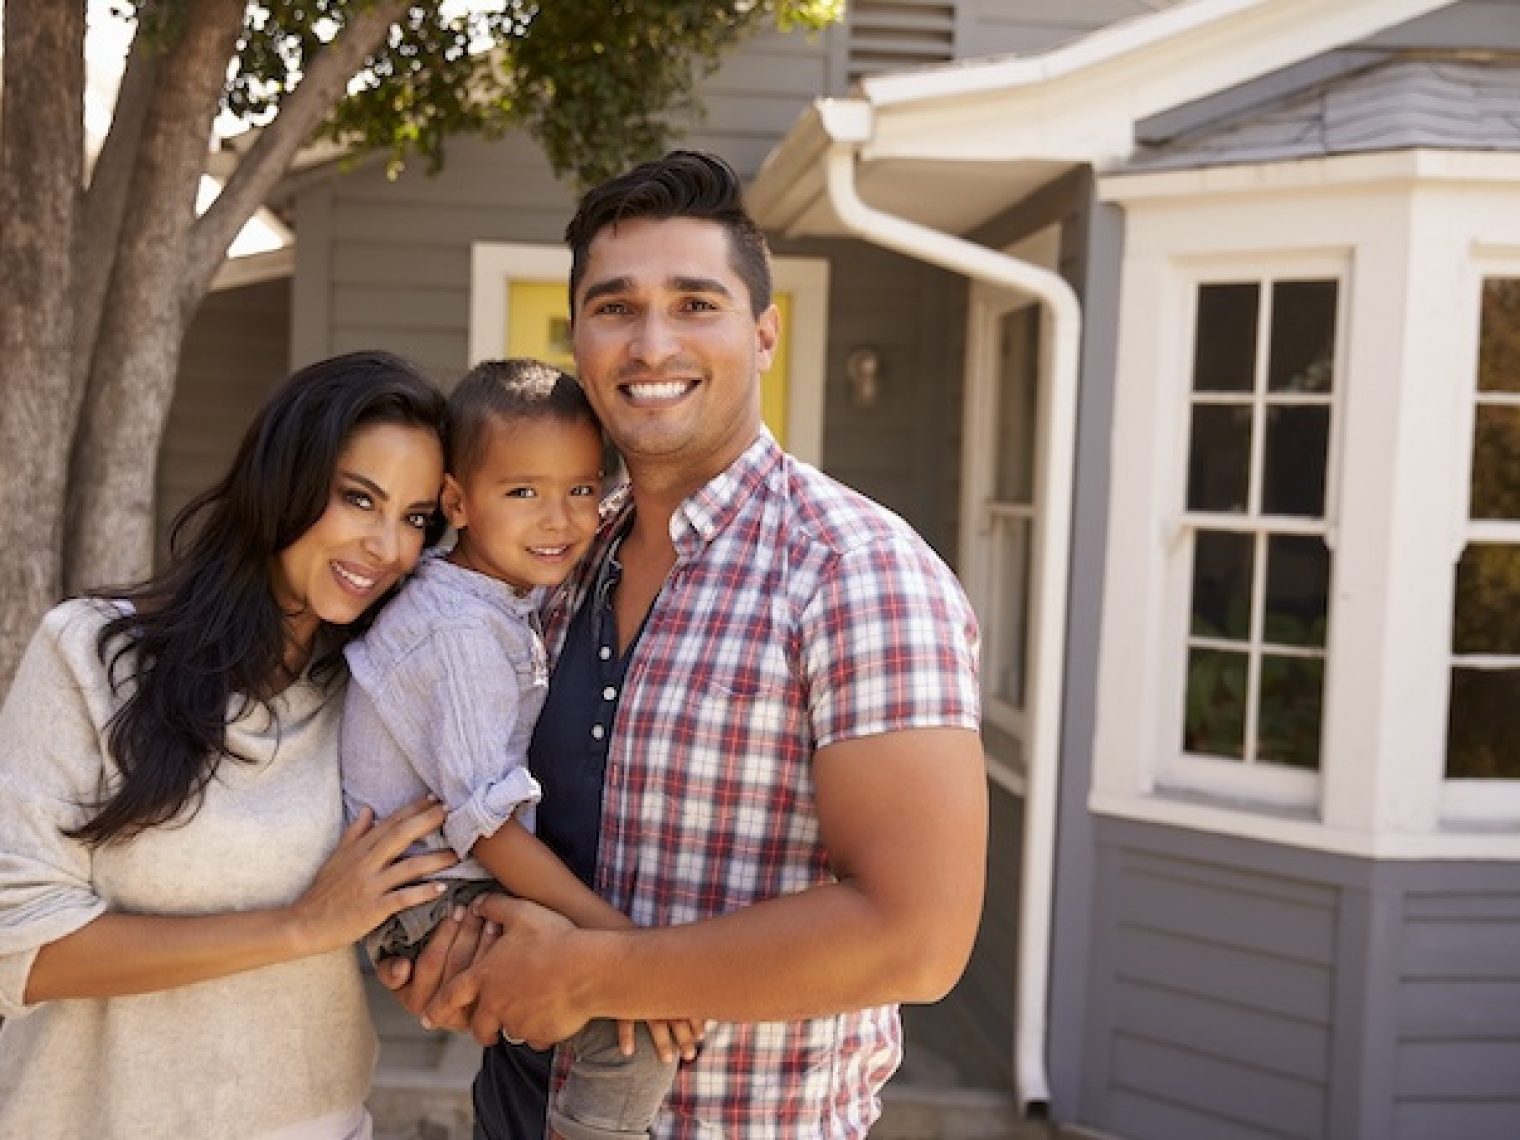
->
<box><xmin>333</xmin><ymin>563</ymin><xmax>376</xmax><ymax>589</ymax></box>
<box><xmin>627</xmin><ymin>380</ymin><xmax>689</xmax><ymax>400</ymax></box>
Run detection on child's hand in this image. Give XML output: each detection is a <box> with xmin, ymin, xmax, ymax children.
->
<box><xmin>618</xmin><ymin>1017</ymin><xmax>705</xmax><ymax>1064</ymax></box>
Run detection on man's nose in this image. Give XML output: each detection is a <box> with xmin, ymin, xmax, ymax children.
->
<box><xmin>629</xmin><ymin>311</ymin><xmax>680</xmax><ymax>365</ymax></box>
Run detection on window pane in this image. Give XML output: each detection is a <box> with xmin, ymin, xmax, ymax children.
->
<box><xmin>1452</xmin><ymin>543</ymin><xmax>1520</xmax><ymax>655</ymax></box>
<box><xmin>1478</xmin><ymin>278</ymin><xmax>1520</xmax><ymax>395</ymax></box>
<box><xmin>1193</xmin><ymin>284</ymin><xmax>1259</xmax><ymax>393</ymax></box>
<box><xmin>1265</xmin><ymin>535</ymin><xmax>1330</xmax><ymax>648</ymax></box>
<box><xmin>1258</xmin><ymin>655</ymin><xmax>1323</xmax><ymax>770</ymax></box>
<box><xmin>988</xmin><ymin>515</ymin><xmax>1031</xmax><ymax>710</ymax></box>
<box><xmin>1188</xmin><ymin>405</ymin><xmax>1252</xmax><ymax>512</ymax></box>
<box><xmin>1469</xmin><ymin>405</ymin><xmax>1520</xmax><ymax>521</ymax></box>
<box><xmin>1268</xmin><ymin>281</ymin><xmax>1337</xmax><ymax>393</ymax></box>
<box><xmin>1192</xmin><ymin>530</ymin><xmax>1253</xmax><ymax>640</ymax></box>
<box><xmin>994</xmin><ymin>308</ymin><xmax>1039</xmax><ymax>504</ymax></box>
<box><xmin>1262</xmin><ymin>406</ymin><xmax>1329</xmax><ymax>517</ymax></box>
<box><xmin>1184</xmin><ymin>648</ymin><xmax>1247</xmax><ymax>759</ymax></box>
<box><xmin>1447</xmin><ymin>667</ymin><xmax>1520</xmax><ymax>778</ymax></box>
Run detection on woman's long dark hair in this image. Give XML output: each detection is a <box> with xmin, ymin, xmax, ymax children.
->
<box><xmin>71</xmin><ymin>350</ymin><xmax>446</xmax><ymax>846</ymax></box>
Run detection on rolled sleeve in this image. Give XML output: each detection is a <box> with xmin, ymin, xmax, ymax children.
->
<box><xmin>349</xmin><ymin>621</ymin><xmax>545</xmax><ymax>860</ymax></box>
<box><xmin>0</xmin><ymin>604</ymin><xmax>115</xmax><ymax>1015</ymax></box>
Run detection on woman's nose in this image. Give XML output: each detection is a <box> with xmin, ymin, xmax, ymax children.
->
<box><xmin>362</xmin><ymin>520</ymin><xmax>401</xmax><ymax>564</ymax></box>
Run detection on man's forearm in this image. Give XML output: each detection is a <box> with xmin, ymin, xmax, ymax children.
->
<box><xmin>564</xmin><ymin>876</ymin><xmax>974</xmax><ymax>1025</ymax></box>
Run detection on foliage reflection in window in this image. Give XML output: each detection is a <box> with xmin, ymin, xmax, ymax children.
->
<box><xmin>1183</xmin><ymin>280</ymin><xmax>1337</xmax><ymax>769</ymax></box>
<box><xmin>1448</xmin><ymin>278</ymin><xmax>1520</xmax><ymax>778</ymax></box>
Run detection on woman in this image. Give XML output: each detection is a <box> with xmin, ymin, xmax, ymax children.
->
<box><xmin>0</xmin><ymin>350</ymin><xmax>456</xmax><ymax>1138</ymax></box>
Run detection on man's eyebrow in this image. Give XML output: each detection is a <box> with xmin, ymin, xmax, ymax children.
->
<box><xmin>671</xmin><ymin>275</ymin><xmax>734</xmax><ymax>298</ymax></box>
<box><xmin>581</xmin><ymin>276</ymin><xmax>633</xmax><ymax>306</ymax></box>
<box><xmin>580</xmin><ymin>274</ymin><xmax>735</xmax><ymax>306</ymax></box>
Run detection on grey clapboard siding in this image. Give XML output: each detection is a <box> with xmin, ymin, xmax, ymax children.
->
<box><xmin>962</xmin><ymin>0</ymin><xmax>1189</xmax><ymax>58</ymax></box>
<box><xmin>1394</xmin><ymin>889</ymin><xmax>1520</xmax><ymax>1139</ymax></box>
<box><xmin>157</xmin><ymin>277</ymin><xmax>292</xmax><ymax>562</ymax></box>
<box><xmin>1087</xmin><ymin>832</ymin><xmax>1337</xmax><ymax>1139</ymax></box>
<box><xmin>1084</xmin><ymin>820</ymin><xmax>1520</xmax><ymax>1140</ymax></box>
<box><xmin>1367</xmin><ymin>0</ymin><xmax>1520</xmax><ymax>51</ymax></box>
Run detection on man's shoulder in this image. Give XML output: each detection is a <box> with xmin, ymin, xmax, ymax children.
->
<box><xmin>771</xmin><ymin>453</ymin><xmax>932</xmax><ymax>558</ymax></box>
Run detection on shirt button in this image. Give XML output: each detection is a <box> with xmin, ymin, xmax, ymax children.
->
<box><xmin>602</xmin><ymin>685</ymin><xmax>617</xmax><ymax>701</ymax></box>
<box><xmin>599</xmin><ymin>646</ymin><xmax>612</xmax><ymax>660</ymax></box>
<box><xmin>591</xmin><ymin>725</ymin><xmax>606</xmax><ymax>741</ymax></box>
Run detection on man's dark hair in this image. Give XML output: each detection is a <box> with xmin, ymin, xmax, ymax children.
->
<box><xmin>564</xmin><ymin>150</ymin><xmax>773</xmax><ymax>319</ymax></box>
<box><xmin>446</xmin><ymin>358</ymin><xmax>600</xmax><ymax>480</ymax></box>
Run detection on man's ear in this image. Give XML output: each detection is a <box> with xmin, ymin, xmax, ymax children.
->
<box><xmin>440</xmin><ymin>474</ymin><xmax>469</xmax><ymax>531</ymax></box>
<box><xmin>754</xmin><ymin>304</ymin><xmax>780</xmax><ymax>373</ymax></box>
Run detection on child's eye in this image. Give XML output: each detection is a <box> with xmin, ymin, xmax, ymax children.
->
<box><xmin>342</xmin><ymin>489</ymin><xmax>374</xmax><ymax>510</ymax></box>
<box><xmin>570</xmin><ymin>484</ymin><xmax>598</xmax><ymax>497</ymax></box>
<box><xmin>505</xmin><ymin>487</ymin><xmax>536</xmax><ymax>499</ymax></box>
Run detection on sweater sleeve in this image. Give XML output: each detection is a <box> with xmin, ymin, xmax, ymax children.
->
<box><xmin>344</xmin><ymin>621</ymin><xmax>541</xmax><ymax>860</ymax></box>
<box><xmin>0</xmin><ymin>603</ymin><xmax>114</xmax><ymax>1016</ymax></box>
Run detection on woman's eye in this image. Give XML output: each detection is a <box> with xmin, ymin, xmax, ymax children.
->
<box><xmin>405</xmin><ymin>511</ymin><xmax>434</xmax><ymax>531</ymax></box>
<box><xmin>342</xmin><ymin>489</ymin><xmax>374</xmax><ymax>510</ymax></box>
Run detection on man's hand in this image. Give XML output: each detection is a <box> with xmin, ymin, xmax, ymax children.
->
<box><xmin>426</xmin><ymin>894</ymin><xmax>593</xmax><ymax>1047</ymax></box>
<box><xmin>377</xmin><ymin>903</ymin><xmax>495</xmax><ymax>1031</ymax></box>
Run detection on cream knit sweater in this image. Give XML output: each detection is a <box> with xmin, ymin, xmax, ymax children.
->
<box><xmin>0</xmin><ymin>600</ymin><xmax>376</xmax><ymax>1138</ymax></box>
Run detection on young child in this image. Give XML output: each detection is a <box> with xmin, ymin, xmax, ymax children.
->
<box><xmin>341</xmin><ymin>358</ymin><xmax>680</xmax><ymax>1140</ymax></box>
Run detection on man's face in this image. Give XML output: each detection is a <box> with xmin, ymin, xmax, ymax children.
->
<box><xmin>570</xmin><ymin>216</ymin><xmax>778</xmax><ymax>488</ymax></box>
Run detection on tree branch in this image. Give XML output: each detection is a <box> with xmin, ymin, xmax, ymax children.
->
<box><xmin>184</xmin><ymin>0</ymin><xmax>410</xmax><ymax>305</ymax></box>
<box><xmin>72</xmin><ymin>21</ymin><xmax>160</xmax><ymax>394</ymax></box>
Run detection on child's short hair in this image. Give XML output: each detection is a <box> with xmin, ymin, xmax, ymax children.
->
<box><xmin>445</xmin><ymin>359</ymin><xmax>600</xmax><ymax>479</ymax></box>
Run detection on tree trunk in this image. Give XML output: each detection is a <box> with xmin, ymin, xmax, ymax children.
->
<box><xmin>0</xmin><ymin>0</ymin><xmax>85</xmax><ymax>693</ymax></box>
<box><xmin>63</xmin><ymin>0</ymin><xmax>247</xmax><ymax>595</ymax></box>
<box><xmin>66</xmin><ymin>0</ymin><xmax>409</xmax><ymax>593</ymax></box>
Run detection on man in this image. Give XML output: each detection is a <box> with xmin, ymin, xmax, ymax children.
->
<box><xmin>390</xmin><ymin>150</ymin><xmax>987</xmax><ymax>1138</ymax></box>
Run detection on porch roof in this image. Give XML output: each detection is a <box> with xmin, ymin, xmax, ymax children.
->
<box><xmin>747</xmin><ymin>0</ymin><xmax>1458</xmax><ymax>239</ymax></box>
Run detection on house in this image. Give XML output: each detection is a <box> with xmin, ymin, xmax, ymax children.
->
<box><xmin>162</xmin><ymin>1</ymin><xmax>1520</xmax><ymax>1137</ymax></box>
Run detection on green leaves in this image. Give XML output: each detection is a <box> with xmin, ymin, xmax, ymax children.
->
<box><xmin>117</xmin><ymin>0</ymin><xmax>841</xmax><ymax>188</ymax></box>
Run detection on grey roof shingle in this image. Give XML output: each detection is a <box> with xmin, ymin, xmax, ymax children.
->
<box><xmin>1126</xmin><ymin>56</ymin><xmax>1520</xmax><ymax>172</ymax></box>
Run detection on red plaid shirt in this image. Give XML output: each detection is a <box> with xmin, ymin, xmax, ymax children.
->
<box><xmin>543</xmin><ymin>432</ymin><xmax>981</xmax><ymax>1138</ymax></box>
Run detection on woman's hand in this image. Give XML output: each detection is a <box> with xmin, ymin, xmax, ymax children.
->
<box><xmin>285</xmin><ymin>797</ymin><xmax>458</xmax><ymax>957</ymax></box>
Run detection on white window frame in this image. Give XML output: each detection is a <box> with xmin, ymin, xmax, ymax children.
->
<box><xmin>960</xmin><ymin>227</ymin><xmax>1060</xmax><ymax>794</ymax></box>
<box><xmin>1159</xmin><ymin>260</ymin><xmax>1347</xmax><ymax>809</ymax></box>
<box><xmin>468</xmin><ymin>241</ymin><xmax>829</xmax><ymax>466</ymax></box>
<box><xmin>1095</xmin><ymin>149</ymin><xmax>1520</xmax><ymax>860</ymax></box>
<box><xmin>1442</xmin><ymin>250</ymin><xmax>1520</xmax><ymax>824</ymax></box>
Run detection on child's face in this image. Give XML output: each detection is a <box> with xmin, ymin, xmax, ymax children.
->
<box><xmin>443</xmin><ymin>414</ymin><xmax>603</xmax><ymax>592</ymax></box>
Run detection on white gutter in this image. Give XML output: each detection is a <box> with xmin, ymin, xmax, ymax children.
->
<box><xmin>819</xmin><ymin>127</ymin><xmax>1080</xmax><ymax>1113</ymax></box>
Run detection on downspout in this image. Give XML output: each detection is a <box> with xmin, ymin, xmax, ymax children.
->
<box><xmin>821</xmin><ymin>140</ymin><xmax>1080</xmax><ymax>1113</ymax></box>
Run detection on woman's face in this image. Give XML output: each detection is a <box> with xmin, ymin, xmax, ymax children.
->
<box><xmin>274</xmin><ymin>421</ymin><xmax>444</xmax><ymax>658</ymax></box>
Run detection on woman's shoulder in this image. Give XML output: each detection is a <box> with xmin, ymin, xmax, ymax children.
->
<box><xmin>38</xmin><ymin>596</ymin><xmax>126</xmax><ymax>644</ymax></box>
<box><xmin>25</xmin><ymin>598</ymin><xmax>132</xmax><ymax>678</ymax></box>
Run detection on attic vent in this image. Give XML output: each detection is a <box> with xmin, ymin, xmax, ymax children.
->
<box><xmin>846</xmin><ymin>1</ymin><xmax>955</xmax><ymax>81</ymax></box>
